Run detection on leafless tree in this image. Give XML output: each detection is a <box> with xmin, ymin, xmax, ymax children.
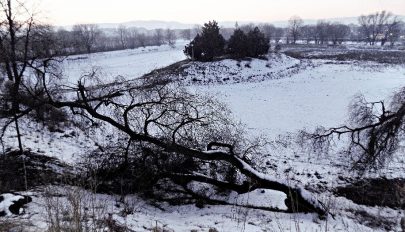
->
<box><xmin>358</xmin><ymin>11</ymin><xmax>393</xmax><ymax>45</ymax></box>
<box><xmin>137</xmin><ymin>33</ymin><xmax>147</xmax><ymax>47</ymax></box>
<box><xmin>0</xmin><ymin>0</ymin><xmax>36</xmax><ymax>152</ymax></box>
<box><xmin>153</xmin><ymin>28</ymin><xmax>164</xmax><ymax>46</ymax></box>
<box><xmin>288</xmin><ymin>16</ymin><xmax>303</xmax><ymax>44</ymax></box>
<box><xmin>125</xmin><ymin>28</ymin><xmax>138</xmax><ymax>49</ymax></box>
<box><xmin>306</xmin><ymin>88</ymin><xmax>405</xmax><ymax>173</ymax></box>
<box><xmin>56</xmin><ymin>28</ymin><xmax>75</xmax><ymax>54</ymax></box>
<box><xmin>382</xmin><ymin>17</ymin><xmax>403</xmax><ymax>46</ymax></box>
<box><xmin>165</xmin><ymin>28</ymin><xmax>176</xmax><ymax>47</ymax></box>
<box><xmin>328</xmin><ymin>23</ymin><xmax>350</xmax><ymax>45</ymax></box>
<box><xmin>301</xmin><ymin>25</ymin><xmax>316</xmax><ymax>44</ymax></box>
<box><xmin>116</xmin><ymin>24</ymin><xmax>128</xmax><ymax>49</ymax></box>
<box><xmin>273</xmin><ymin>27</ymin><xmax>284</xmax><ymax>44</ymax></box>
<box><xmin>315</xmin><ymin>21</ymin><xmax>330</xmax><ymax>45</ymax></box>
<box><xmin>260</xmin><ymin>24</ymin><xmax>275</xmax><ymax>42</ymax></box>
<box><xmin>181</xmin><ymin>29</ymin><xmax>192</xmax><ymax>40</ymax></box>
<box><xmin>41</xmin><ymin>75</ymin><xmax>326</xmax><ymax>216</ymax></box>
<box><xmin>72</xmin><ymin>24</ymin><xmax>101</xmax><ymax>53</ymax></box>
<box><xmin>0</xmin><ymin>0</ymin><xmax>61</xmax><ymax>153</ymax></box>
<box><xmin>240</xmin><ymin>23</ymin><xmax>255</xmax><ymax>34</ymax></box>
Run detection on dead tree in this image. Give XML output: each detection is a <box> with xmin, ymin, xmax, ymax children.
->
<box><xmin>306</xmin><ymin>90</ymin><xmax>405</xmax><ymax>173</ymax></box>
<box><xmin>315</xmin><ymin>21</ymin><xmax>330</xmax><ymax>45</ymax></box>
<box><xmin>181</xmin><ymin>29</ymin><xmax>192</xmax><ymax>41</ymax></box>
<box><xmin>358</xmin><ymin>11</ymin><xmax>393</xmax><ymax>45</ymax></box>
<box><xmin>288</xmin><ymin>16</ymin><xmax>303</xmax><ymax>44</ymax></box>
<box><xmin>72</xmin><ymin>24</ymin><xmax>101</xmax><ymax>53</ymax></box>
<box><xmin>328</xmin><ymin>23</ymin><xmax>350</xmax><ymax>45</ymax></box>
<box><xmin>38</xmin><ymin>74</ymin><xmax>327</xmax><ymax>216</ymax></box>
<box><xmin>165</xmin><ymin>29</ymin><xmax>176</xmax><ymax>47</ymax></box>
<box><xmin>153</xmin><ymin>28</ymin><xmax>164</xmax><ymax>46</ymax></box>
<box><xmin>117</xmin><ymin>24</ymin><xmax>128</xmax><ymax>49</ymax></box>
<box><xmin>0</xmin><ymin>0</ymin><xmax>61</xmax><ymax>153</ymax></box>
<box><xmin>0</xmin><ymin>0</ymin><xmax>67</xmax><ymax>158</ymax></box>
<box><xmin>382</xmin><ymin>17</ymin><xmax>403</xmax><ymax>46</ymax></box>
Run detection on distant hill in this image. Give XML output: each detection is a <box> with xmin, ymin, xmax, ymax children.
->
<box><xmin>87</xmin><ymin>15</ymin><xmax>405</xmax><ymax>30</ymax></box>
<box><xmin>98</xmin><ymin>20</ymin><xmax>196</xmax><ymax>30</ymax></box>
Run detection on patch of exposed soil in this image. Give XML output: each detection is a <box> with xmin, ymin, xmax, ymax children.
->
<box><xmin>0</xmin><ymin>150</ymin><xmax>73</xmax><ymax>192</ymax></box>
<box><xmin>335</xmin><ymin>178</ymin><xmax>405</xmax><ymax>209</ymax></box>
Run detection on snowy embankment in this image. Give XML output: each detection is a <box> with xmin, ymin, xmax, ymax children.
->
<box><xmin>62</xmin><ymin>40</ymin><xmax>187</xmax><ymax>84</ymax></box>
<box><xmin>177</xmin><ymin>54</ymin><xmax>303</xmax><ymax>85</ymax></box>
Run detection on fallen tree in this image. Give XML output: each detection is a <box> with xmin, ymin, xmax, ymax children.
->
<box><xmin>28</xmin><ymin>72</ymin><xmax>326</xmax><ymax>216</ymax></box>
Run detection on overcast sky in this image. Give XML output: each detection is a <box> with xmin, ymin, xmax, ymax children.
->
<box><xmin>39</xmin><ymin>0</ymin><xmax>405</xmax><ymax>25</ymax></box>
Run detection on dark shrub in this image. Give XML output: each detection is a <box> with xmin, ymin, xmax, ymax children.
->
<box><xmin>246</xmin><ymin>27</ymin><xmax>270</xmax><ymax>57</ymax></box>
<box><xmin>227</xmin><ymin>29</ymin><xmax>249</xmax><ymax>58</ymax></box>
<box><xmin>184</xmin><ymin>21</ymin><xmax>225</xmax><ymax>61</ymax></box>
<box><xmin>227</xmin><ymin>27</ymin><xmax>270</xmax><ymax>59</ymax></box>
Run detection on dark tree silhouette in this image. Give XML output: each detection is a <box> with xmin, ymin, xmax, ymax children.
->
<box><xmin>184</xmin><ymin>21</ymin><xmax>225</xmax><ymax>61</ymax></box>
<box><xmin>246</xmin><ymin>27</ymin><xmax>270</xmax><ymax>57</ymax></box>
<box><xmin>227</xmin><ymin>29</ymin><xmax>249</xmax><ymax>58</ymax></box>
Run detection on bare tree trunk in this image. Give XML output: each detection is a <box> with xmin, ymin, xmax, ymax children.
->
<box><xmin>13</xmin><ymin>114</ymin><xmax>23</xmax><ymax>153</ymax></box>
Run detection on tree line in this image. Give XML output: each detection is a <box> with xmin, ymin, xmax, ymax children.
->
<box><xmin>272</xmin><ymin>11</ymin><xmax>404</xmax><ymax>46</ymax></box>
<box><xmin>28</xmin><ymin>24</ymin><xmax>197</xmax><ymax>56</ymax></box>
<box><xmin>21</xmin><ymin>10</ymin><xmax>404</xmax><ymax>59</ymax></box>
<box><xmin>222</xmin><ymin>11</ymin><xmax>404</xmax><ymax>47</ymax></box>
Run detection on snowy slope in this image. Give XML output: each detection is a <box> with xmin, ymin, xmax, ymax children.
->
<box><xmin>62</xmin><ymin>41</ymin><xmax>187</xmax><ymax>84</ymax></box>
<box><xmin>178</xmin><ymin>54</ymin><xmax>303</xmax><ymax>85</ymax></box>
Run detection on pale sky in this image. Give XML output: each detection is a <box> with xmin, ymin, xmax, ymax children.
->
<box><xmin>38</xmin><ymin>0</ymin><xmax>405</xmax><ymax>26</ymax></box>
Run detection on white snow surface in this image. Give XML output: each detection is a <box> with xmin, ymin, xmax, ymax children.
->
<box><xmin>178</xmin><ymin>54</ymin><xmax>302</xmax><ymax>85</ymax></box>
<box><xmin>189</xmin><ymin>60</ymin><xmax>405</xmax><ymax>137</ymax></box>
<box><xmin>17</xmin><ymin>188</ymin><xmax>396</xmax><ymax>232</ymax></box>
<box><xmin>0</xmin><ymin>194</ymin><xmax>24</xmax><ymax>216</ymax></box>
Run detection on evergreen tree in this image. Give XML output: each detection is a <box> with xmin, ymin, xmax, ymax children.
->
<box><xmin>246</xmin><ymin>27</ymin><xmax>270</xmax><ymax>57</ymax></box>
<box><xmin>184</xmin><ymin>21</ymin><xmax>225</xmax><ymax>61</ymax></box>
<box><xmin>227</xmin><ymin>29</ymin><xmax>249</xmax><ymax>58</ymax></box>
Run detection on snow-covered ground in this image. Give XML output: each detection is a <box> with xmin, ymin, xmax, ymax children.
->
<box><xmin>2</xmin><ymin>44</ymin><xmax>405</xmax><ymax>231</ymax></box>
<box><xmin>191</xmin><ymin>61</ymin><xmax>405</xmax><ymax>137</ymax></box>
<box><xmin>61</xmin><ymin>41</ymin><xmax>187</xmax><ymax>84</ymax></box>
<box><xmin>21</xmin><ymin>187</ymin><xmax>386</xmax><ymax>232</ymax></box>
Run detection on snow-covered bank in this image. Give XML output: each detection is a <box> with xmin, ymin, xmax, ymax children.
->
<box><xmin>62</xmin><ymin>41</ymin><xmax>187</xmax><ymax>84</ymax></box>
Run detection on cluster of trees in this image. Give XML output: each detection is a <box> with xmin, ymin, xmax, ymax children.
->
<box><xmin>4</xmin><ymin>11</ymin><xmax>401</xmax><ymax>60</ymax></box>
<box><xmin>358</xmin><ymin>11</ymin><xmax>403</xmax><ymax>46</ymax></box>
<box><xmin>184</xmin><ymin>21</ymin><xmax>270</xmax><ymax>61</ymax></box>
<box><xmin>283</xmin><ymin>11</ymin><xmax>404</xmax><ymax>46</ymax></box>
<box><xmin>183</xmin><ymin>12</ymin><xmax>404</xmax><ymax>62</ymax></box>
<box><xmin>11</xmin><ymin>23</ymin><xmax>197</xmax><ymax>57</ymax></box>
<box><xmin>56</xmin><ymin>25</ymin><xmax>190</xmax><ymax>55</ymax></box>
<box><xmin>299</xmin><ymin>21</ymin><xmax>351</xmax><ymax>45</ymax></box>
